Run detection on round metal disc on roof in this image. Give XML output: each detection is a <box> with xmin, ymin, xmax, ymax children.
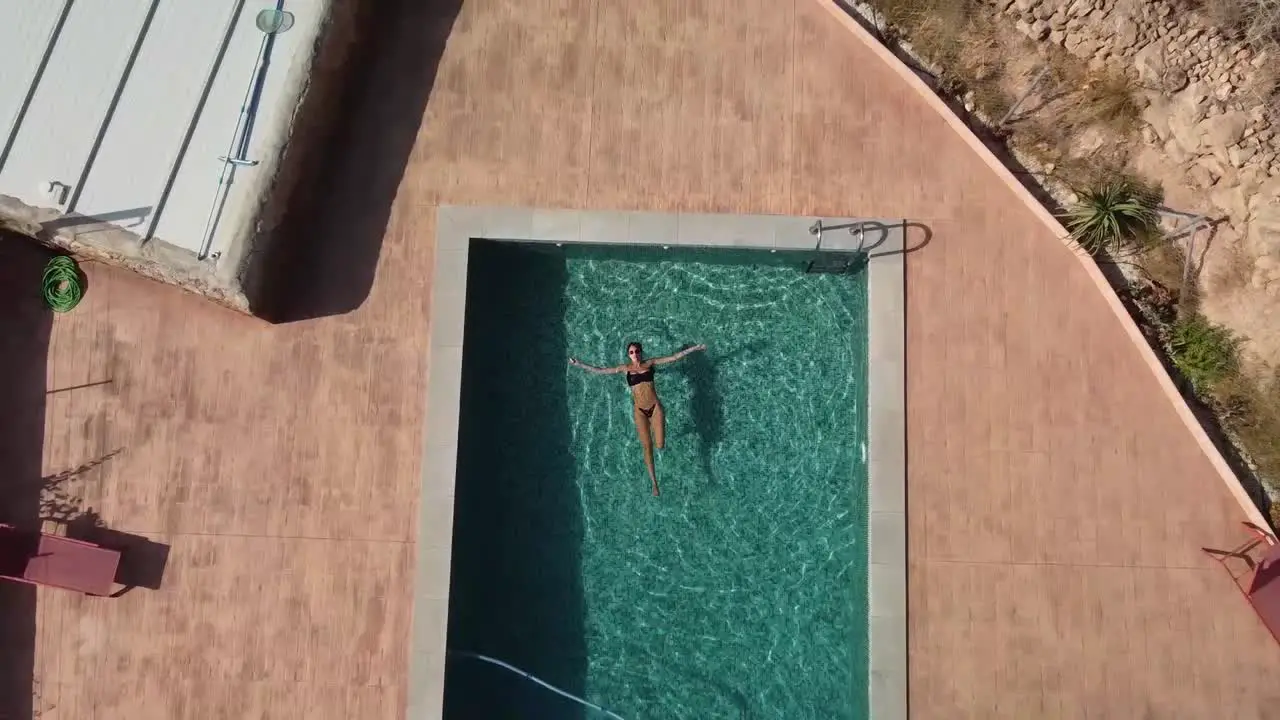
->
<box><xmin>255</xmin><ymin>8</ymin><xmax>295</xmax><ymax>34</ymax></box>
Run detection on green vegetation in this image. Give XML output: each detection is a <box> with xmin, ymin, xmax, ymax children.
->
<box><xmin>866</xmin><ymin>0</ymin><xmax>1280</xmax><ymax>525</ymax></box>
<box><xmin>1062</xmin><ymin>180</ymin><xmax>1161</xmax><ymax>255</ymax></box>
<box><xmin>1170</xmin><ymin>314</ymin><xmax>1240</xmax><ymax>393</ymax></box>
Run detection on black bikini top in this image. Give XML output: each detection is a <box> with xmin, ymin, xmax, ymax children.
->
<box><xmin>626</xmin><ymin>367</ymin><xmax>655</xmax><ymax>386</ymax></box>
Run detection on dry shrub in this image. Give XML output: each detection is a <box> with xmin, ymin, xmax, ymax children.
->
<box><xmin>1211</xmin><ymin>367</ymin><xmax>1280</xmax><ymax>504</ymax></box>
<box><xmin>876</xmin><ymin>0</ymin><xmax>982</xmax><ymax>90</ymax></box>
<box><xmin>1077</xmin><ymin>70</ymin><xmax>1142</xmax><ymax>135</ymax></box>
<box><xmin>1198</xmin><ymin>0</ymin><xmax>1280</xmax><ymax>54</ymax></box>
<box><xmin>876</xmin><ymin>0</ymin><xmax>979</xmax><ymax>32</ymax></box>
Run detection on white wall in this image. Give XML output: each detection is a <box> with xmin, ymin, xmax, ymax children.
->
<box><xmin>0</xmin><ymin>0</ymin><xmax>324</xmax><ymax>259</ymax></box>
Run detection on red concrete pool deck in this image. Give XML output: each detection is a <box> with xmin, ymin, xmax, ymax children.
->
<box><xmin>6</xmin><ymin>0</ymin><xmax>1279</xmax><ymax>717</ymax></box>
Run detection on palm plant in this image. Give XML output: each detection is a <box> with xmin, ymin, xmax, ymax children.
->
<box><xmin>1061</xmin><ymin>179</ymin><xmax>1161</xmax><ymax>255</ymax></box>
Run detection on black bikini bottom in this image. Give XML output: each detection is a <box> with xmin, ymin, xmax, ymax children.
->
<box><xmin>638</xmin><ymin>404</ymin><xmax>656</xmax><ymax>418</ymax></box>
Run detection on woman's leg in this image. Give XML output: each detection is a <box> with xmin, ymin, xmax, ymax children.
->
<box><xmin>652</xmin><ymin>403</ymin><xmax>666</xmax><ymax>450</ymax></box>
<box><xmin>633</xmin><ymin>406</ymin><xmax>660</xmax><ymax>496</ymax></box>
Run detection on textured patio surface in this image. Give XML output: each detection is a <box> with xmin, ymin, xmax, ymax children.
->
<box><xmin>3</xmin><ymin>0</ymin><xmax>1278</xmax><ymax>718</ymax></box>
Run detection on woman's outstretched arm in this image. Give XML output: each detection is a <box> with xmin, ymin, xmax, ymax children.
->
<box><xmin>651</xmin><ymin>344</ymin><xmax>707</xmax><ymax>366</ymax></box>
<box><xmin>568</xmin><ymin>357</ymin><xmax>624</xmax><ymax>375</ymax></box>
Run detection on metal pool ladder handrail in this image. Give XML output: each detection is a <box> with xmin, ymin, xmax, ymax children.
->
<box><xmin>805</xmin><ymin>219</ymin><xmax>865</xmax><ymax>273</ymax></box>
<box><xmin>448</xmin><ymin>650</ymin><xmax>628</xmax><ymax>720</ymax></box>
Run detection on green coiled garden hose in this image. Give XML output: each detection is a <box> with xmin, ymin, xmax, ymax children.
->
<box><xmin>42</xmin><ymin>256</ymin><xmax>83</xmax><ymax>313</ymax></box>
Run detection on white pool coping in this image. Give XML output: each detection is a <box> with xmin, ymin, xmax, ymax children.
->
<box><xmin>409</xmin><ymin>206</ymin><xmax>907</xmax><ymax>720</ymax></box>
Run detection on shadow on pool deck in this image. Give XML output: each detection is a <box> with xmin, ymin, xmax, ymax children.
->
<box><xmin>247</xmin><ymin>0</ymin><xmax>463</xmax><ymax>323</ymax></box>
<box><xmin>444</xmin><ymin>241</ymin><xmax>588</xmax><ymax>719</ymax></box>
<box><xmin>0</xmin><ymin>234</ymin><xmax>53</xmax><ymax>720</ymax></box>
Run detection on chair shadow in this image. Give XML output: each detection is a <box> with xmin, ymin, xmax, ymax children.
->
<box><xmin>246</xmin><ymin>0</ymin><xmax>464</xmax><ymax>322</ymax></box>
<box><xmin>0</xmin><ymin>233</ymin><xmax>54</xmax><ymax>720</ymax></box>
<box><xmin>66</xmin><ymin>513</ymin><xmax>171</xmax><ymax>596</ymax></box>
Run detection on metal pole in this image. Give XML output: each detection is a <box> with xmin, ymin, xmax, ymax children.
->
<box><xmin>998</xmin><ymin>64</ymin><xmax>1051</xmax><ymax>127</ymax></box>
<box><xmin>142</xmin><ymin>0</ymin><xmax>247</xmax><ymax>243</ymax></box>
<box><xmin>197</xmin><ymin>9</ymin><xmax>282</xmax><ymax>260</ymax></box>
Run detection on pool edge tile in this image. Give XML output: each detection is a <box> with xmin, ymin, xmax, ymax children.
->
<box><xmin>530</xmin><ymin>208</ymin><xmax>583</xmax><ymax>243</ymax></box>
<box><xmin>430</xmin><ymin>250</ymin><xmax>468</xmax><ymax>348</ymax></box>
<box><xmin>626</xmin><ymin>211</ymin><xmax>680</xmax><ymax>246</ymax></box>
<box><xmin>870</xmin><ymin>613</ymin><xmax>909</xmax><ymax>720</ymax></box>
<box><xmin>870</xmin><ymin>510</ymin><xmax>906</xmax><ymax>566</ymax></box>
<box><xmin>407</xmin><ymin>596</ymin><xmax>449</xmax><ymax>720</ymax></box>
<box><xmin>866</xmin><ymin>217</ymin><xmax>907</xmax><ymax>720</ymax></box>
<box><xmin>578</xmin><ymin>210</ymin><xmax>631</xmax><ymax>244</ymax></box>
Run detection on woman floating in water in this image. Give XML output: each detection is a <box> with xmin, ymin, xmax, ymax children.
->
<box><xmin>569</xmin><ymin>342</ymin><xmax>707</xmax><ymax>496</ymax></box>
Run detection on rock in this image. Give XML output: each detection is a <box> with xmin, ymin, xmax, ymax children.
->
<box><xmin>1115</xmin><ymin>15</ymin><xmax>1141</xmax><ymax>48</ymax></box>
<box><xmin>1050</xmin><ymin>29</ymin><xmax>1066</xmax><ymax>44</ymax></box>
<box><xmin>1197</xmin><ymin>154</ymin><xmax>1230</xmax><ymax>181</ymax></box>
<box><xmin>1250</xmin><ymin>204</ymin><xmax>1280</xmax><ymax>255</ymax></box>
<box><xmin>1030</xmin><ymin>19</ymin><xmax>1051</xmax><ymax>39</ymax></box>
<box><xmin>1142</xmin><ymin>92</ymin><xmax>1172</xmax><ymax>139</ymax></box>
<box><xmin>1076</xmin><ymin>126</ymin><xmax>1108</xmax><ymax>154</ymax></box>
<box><xmin>1188</xmin><ymin>163</ymin><xmax>1217</xmax><ymax>188</ymax></box>
<box><xmin>1229</xmin><ymin>145</ymin><xmax>1258</xmax><ymax>168</ymax></box>
<box><xmin>1014</xmin><ymin>0</ymin><xmax>1035</xmax><ymax>11</ymax></box>
<box><xmin>1214</xmin><ymin>83</ymin><xmax>1234</xmax><ymax>102</ymax></box>
<box><xmin>1133</xmin><ymin>42</ymin><xmax>1166</xmax><ymax>84</ymax></box>
<box><xmin>1201</xmin><ymin>110</ymin><xmax>1250</xmax><ymax>147</ymax></box>
<box><xmin>1164</xmin><ymin>67</ymin><xmax>1189</xmax><ymax>92</ymax></box>
<box><xmin>1211</xmin><ymin>184</ymin><xmax>1251</xmax><ymax>220</ymax></box>
<box><xmin>1167</xmin><ymin>83</ymin><xmax>1210</xmax><ymax>151</ymax></box>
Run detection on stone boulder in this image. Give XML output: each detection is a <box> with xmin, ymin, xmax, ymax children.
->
<box><xmin>1133</xmin><ymin>42</ymin><xmax>1166</xmax><ymax>85</ymax></box>
<box><xmin>1199</xmin><ymin>110</ymin><xmax>1249</xmax><ymax>157</ymax></box>
<box><xmin>1163</xmin><ymin>82</ymin><xmax>1211</xmax><ymax>151</ymax></box>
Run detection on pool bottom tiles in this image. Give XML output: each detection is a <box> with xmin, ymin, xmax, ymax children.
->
<box><xmin>444</xmin><ymin>241</ymin><xmax>870</xmax><ymax>719</ymax></box>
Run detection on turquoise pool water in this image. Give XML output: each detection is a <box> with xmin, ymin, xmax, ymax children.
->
<box><xmin>445</xmin><ymin>241</ymin><xmax>869</xmax><ymax>719</ymax></box>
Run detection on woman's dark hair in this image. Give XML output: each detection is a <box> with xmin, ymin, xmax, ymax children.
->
<box><xmin>626</xmin><ymin>342</ymin><xmax>643</xmax><ymax>355</ymax></box>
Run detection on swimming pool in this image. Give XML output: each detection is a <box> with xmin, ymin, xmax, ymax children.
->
<box><xmin>443</xmin><ymin>241</ymin><xmax>870</xmax><ymax>719</ymax></box>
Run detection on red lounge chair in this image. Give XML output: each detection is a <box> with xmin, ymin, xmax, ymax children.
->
<box><xmin>1204</xmin><ymin>522</ymin><xmax>1280</xmax><ymax>645</ymax></box>
<box><xmin>0</xmin><ymin>523</ymin><xmax>121</xmax><ymax>596</ymax></box>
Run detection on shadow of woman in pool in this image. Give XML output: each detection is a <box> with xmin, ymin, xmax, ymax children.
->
<box><xmin>675</xmin><ymin>341</ymin><xmax>763</xmax><ymax>486</ymax></box>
